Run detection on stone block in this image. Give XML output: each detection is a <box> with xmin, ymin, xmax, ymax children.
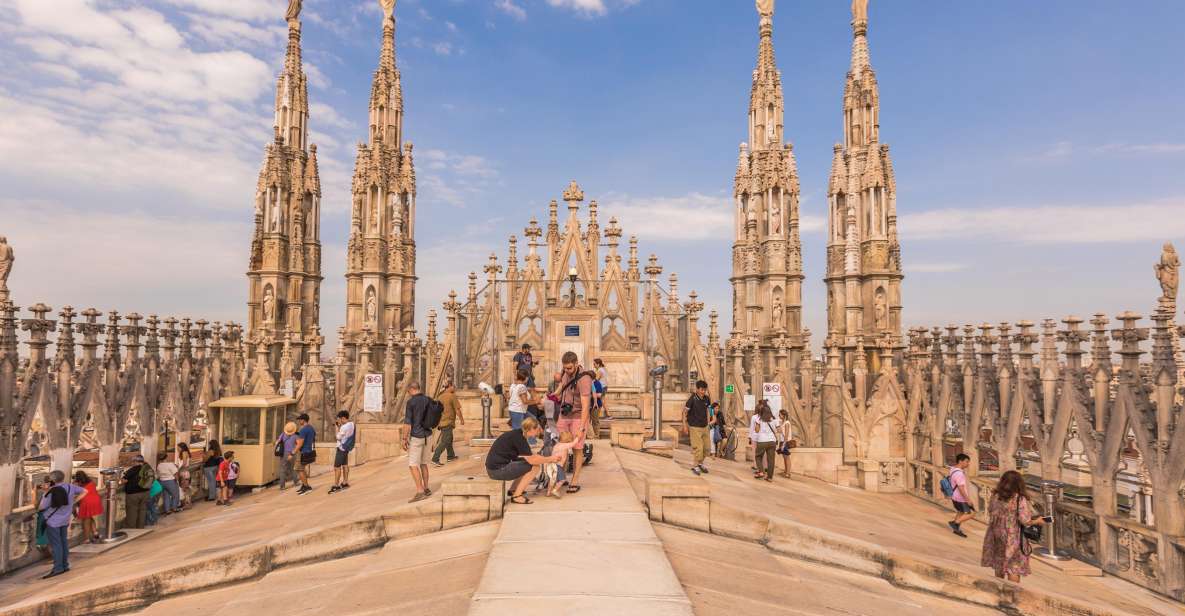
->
<box><xmin>382</xmin><ymin>499</ymin><xmax>443</xmax><ymax>541</ymax></box>
<box><xmin>661</xmin><ymin>425</ymin><xmax>680</xmax><ymax>445</ymax></box>
<box><xmin>787</xmin><ymin>447</ymin><xmax>845</xmax><ymax>483</ymax></box>
<box><xmin>441</xmin><ymin>475</ymin><xmax>504</xmax><ymax>529</ymax></box>
<box><xmin>857</xmin><ymin>459</ymin><xmax>880</xmax><ymax>492</ymax></box>
<box><xmin>647</xmin><ymin>477</ymin><xmax>710</xmax><ymax>532</ymax></box>
<box><xmin>610</xmin><ymin>420</ymin><xmax>646</xmax><ymax>448</ymax></box>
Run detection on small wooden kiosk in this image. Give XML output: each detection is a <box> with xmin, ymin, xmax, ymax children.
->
<box><xmin>207</xmin><ymin>394</ymin><xmax>296</xmax><ymax>487</ymax></box>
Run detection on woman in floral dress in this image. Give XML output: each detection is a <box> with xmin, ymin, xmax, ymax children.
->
<box><xmin>980</xmin><ymin>470</ymin><xmax>1051</xmax><ymax>583</ymax></box>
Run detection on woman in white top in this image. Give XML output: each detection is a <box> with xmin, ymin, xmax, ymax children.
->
<box><xmin>155</xmin><ymin>452</ymin><xmax>182</xmax><ymax>515</ymax></box>
<box><xmin>507</xmin><ymin>368</ymin><xmax>535</xmax><ymax>430</ymax></box>
<box><xmin>749</xmin><ymin>401</ymin><xmax>780</xmax><ymax>481</ymax></box>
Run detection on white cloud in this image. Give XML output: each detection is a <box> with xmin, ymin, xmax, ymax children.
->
<box><xmin>310</xmin><ymin>101</ymin><xmax>352</xmax><ymax>129</ymax></box>
<box><xmin>163</xmin><ymin>0</ymin><xmax>278</xmax><ymax>23</ymax></box>
<box><xmin>0</xmin><ymin>200</ymin><xmax>250</xmax><ymax>321</ymax></box>
<box><xmin>432</xmin><ymin>41</ymin><xmax>453</xmax><ymax>56</ymax></box>
<box><xmin>546</xmin><ymin>0</ymin><xmax>608</xmax><ymax>17</ymax></box>
<box><xmin>599</xmin><ymin>192</ymin><xmax>823</xmax><ymax>242</ymax></box>
<box><xmin>417</xmin><ymin>150</ymin><xmax>501</xmax><ymax>208</ymax></box>
<box><xmin>1033</xmin><ymin>140</ymin><xmax>1185</xmax><ymax>161</ymax></box>
<box><xmin>902</xmin><ymin>199</ymin><xmax>1185</xmax><ymax>243</ymax></box>
<box><xmin>908</xmin><ymin>263</ymin><xmax>967</xmax><ymax>274</ymax></box>
<box><xmin>186</xmin><ymin>13</ymin><xmax>285</xmax><ymax>48</ymax></box>
<box><xmin>495</xmin><ymin>0</ymin><xmax>527</xmax><ymax>21</ymax></box>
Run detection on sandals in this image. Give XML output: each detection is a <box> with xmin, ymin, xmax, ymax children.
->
<box><xmin>510</xmin><ymin>494</ymin><xmax>533</xmax><ymax>505</ymax></box>
<box><xmin>566</xmin><ymin>484</ymin><xmax>582</xmax><ymax>494</ymax></box>
<box><xmin>753</xmin><ymin>472</ymin><xmax>766</xmax><ymax>480</ymax></box>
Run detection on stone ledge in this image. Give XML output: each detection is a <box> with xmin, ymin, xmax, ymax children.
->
<box><xmin>646</xmin><ymin>477</ymin><xmax>710</xmax><ymax>533</ymax></box>
<box><xmin>0</xmin><ymin>492</ymin><xmax>503</xmax><ymax>616</ymax></box>
<box><xmin>655</xmin><ymin>487</ymin><xmax>1117</xmax><ymax>616</ymax></box>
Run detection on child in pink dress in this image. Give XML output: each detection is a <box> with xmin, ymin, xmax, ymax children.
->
<box><xmin>544</xmin><ymin>432</ymin><xmax>576</xmax><ymax>498</ymax></box>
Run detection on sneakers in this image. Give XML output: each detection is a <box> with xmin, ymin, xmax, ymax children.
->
<box><xmin>431</xmin><ymin>460</ymin><xmax>444</xmax><ymax>468</ymax></box>
<box><xmin>340</xmin><ymin>483</ymin><xmax>350</xmax><ymax>490</ymax></box>
<box><xmin>948</xmin><ymin>521</ymin><xmax>967</xmax><ymax>537</ymax></box>
<box><xmin>698</xmin><ymin>465</ymin><xmax>709</xmax><ymax>474</ymax></box>
<box><xmin>408</xmin><ymin>492</ymin><xmax>428</xmax><ymax>503</ymax></box>
<box><xmin>296</xmin><ymin>485</ymin><xmax>312</xmax><ymax>495</ymax></box>
<box><xmin>446</xmin><ymin>456</ymin><xmax>460</xmax><ymax>462</ymax></box>
<box><xmin>691</xmin><ymin>466</ymin><xmax>702</xmax><ymax>476</ymax></box>
<box><xmin>328</xmin><ymin>485</ymin><xmax>342</xmax><ymax>494</ymax></box>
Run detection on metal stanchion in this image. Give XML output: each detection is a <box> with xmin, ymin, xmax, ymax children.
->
<box><xmin>99</xmin><ymin>467</ymin><xmax>128</xmax><ymax>544</ymax></box>
<box><xmin>1035</xmin><ymin>479</ymin><xmax>1069</xmax><ymax>560</ymax></box>
<box><xmin>643</xmin><ymin>366</ymin><xmax>669</xmax><ymax>452</ymax></box>
<box><xmin>480</xmin><ymin>393</ymin><xmax>492</xmax><ymax>440</ymax></box>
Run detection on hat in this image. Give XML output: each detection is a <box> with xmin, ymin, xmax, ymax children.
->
<box><xmin>283</xmin><ymin>421</ymin><xmax>297</xmax><ymax>435</ymax></box>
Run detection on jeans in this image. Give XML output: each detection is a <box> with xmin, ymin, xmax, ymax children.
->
<box><xmin>432</xmin><ymin>426</ymin><xmax>455</xmax><ymax>463</ymax></box>
<box><xmin>278</xmin><ymin>456</ymin><xmax>295</xmax><ymax>488</ymax></box>
<box><xmin>160</xmin><ymin>479</ymin><xmax>181</xmax><ymax>513</ymax></box>
<box><xmin>146</xmin><ymin>492</ymin><xmax>160</xmax><ymax>526</ymax></box>
<box><xmin>46</xmin><ymin>524</ymin><xmax>69</xmax><ymax>573</ymax></box>
<box><xmin>203</xmin><ymin>466</ymin><xmax>218</xmax><ymax>501</ymax></box>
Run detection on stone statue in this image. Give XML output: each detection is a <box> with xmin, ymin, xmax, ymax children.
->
<box><xmin>286</xmin><ymin>0</ymin><xmax>302</xmax><ymax>22</ymax></box>
<box><xmin>365</xmin><ymin>288</ymin><xmax>378</xmax><ymax>323</ymax></box>
<box><xmin>755</xmin><ymin>0</ymin><xmax>774</xmax><ymax>17</ymax></box>
<box><xmin>263</xmin><ymin>287</ymin><xmax>275</xmax><ymax>322</ymax></box>
<box><xmin>371</xmin><ymin>196</ymin><xmax>380</xmax><ymax>232</ymax></box>
<box><xmin>771</xmin><ymin>294</ymin><xmax>784</xmax><ymax>330</ymax></box>
<box><xmin>1154</xmin><ymin>242</ymin><xmax>1179</xmax><ymax>305</ymax></box>
<box><xmin>770</xmin><ymin>199</ymin><xmax>782</xmax><ymax>235</ymax></box>
<box><xmin>270</xmin><ymin>193</ymin><xmax>281</xmax><ymax>232</ymax></box>
<box><xmin>873</xmin><ymin>288</ymin><xmax>887</xmax><ymax>330</ymax></box>
<box><xmin>852</xmin><ymin>0</ymin><xmax>868</xmax><ymax>22</ymax></box>
<box><xmin>379</xmin><ymin>0</ymin><xmax>397</xmax><ymax>19</ymax></box>
<box><xmin>0</xmin><ymin>236</ymin><xmax>12</xmax><ymax>294</ymax></box>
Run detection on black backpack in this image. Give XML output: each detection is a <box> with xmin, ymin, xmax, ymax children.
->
<box><xmin>47</xmin><ymin>484</ymin><xmax>69</xmax><ymax>507</ymax></box>
<box><xmin>424</xmin><ymin>398</ymin><xmax>445</xmax><ymax>430</ymax></box>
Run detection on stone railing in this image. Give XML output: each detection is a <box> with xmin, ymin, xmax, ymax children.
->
<box><xmin>900</xmin><ymin>303</ymin><xmax>1185</xmax><ymax>602</ymax></box>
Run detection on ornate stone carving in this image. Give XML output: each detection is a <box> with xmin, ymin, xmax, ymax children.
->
<box><xmin>1154</xmin><ymin>242</ymin><xmax>1178</xmax><ymax>308</ymax></box>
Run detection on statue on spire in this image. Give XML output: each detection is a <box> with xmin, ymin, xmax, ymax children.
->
<box><xmin>852</xmin><ymin>0</ymin><xmax>868</xmax><ymax>22</ymax></box>
<box><xmin>286</xmin><ymin>0</ymin><xmax>302</xmax><ymax>22</ymax></box>
<box><xmin>755</xmin><ymin>0</ymin><xmax>774</xmax><ymax>17</ymax></box>
<box><xmin>380</xmin><ymin>0</ymin><xmax>397</xmax><ymax>20</ymax></box>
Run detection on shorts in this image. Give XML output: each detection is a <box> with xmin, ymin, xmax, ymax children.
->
<box><xmin>407</xmin><ymin>436</ymin><xmax>431</xmax><ymax>467</ymax></box>
<box><xmin>487</xmin><ymin>460</ymin><xmax>533</xmax><ymax>482</ymax></box>
<box><xmin>556</xmin><ymin>416</ymin><xmax>586</xmax><ymax>448</ymax></box>
<box><xmin>334</xmin><ymin>448</ymin><xmax>349</xmax><ymax>468</ymax></box>
<box><xmin>295</xmin><ymin>450</ymin><xmax>316</xmax><ymax>471</ymax></box>
<box><xmin>953</xmin><ymin>501</ymin><xmax>974</xmax><ymax>514</ymax></box>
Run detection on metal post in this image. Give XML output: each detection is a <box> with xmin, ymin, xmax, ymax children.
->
<box><xmin>1036</xmin><ymin>480</ymin><xmax>1069</xmax><ymax>560</ymax></box>
<box><xmin>480</xmin><ymin>393</ymin><xmax>492</xmax><ymax>440</ymax></box>
<box><xmin>99</xmin><ymin>467</ymin><xmax>127</xmax><ymax>544</ymax></box>
<box><xmin>651</xmin><ymin>372</ymin><xmax>663</xmax><ymax>440</ymax></box>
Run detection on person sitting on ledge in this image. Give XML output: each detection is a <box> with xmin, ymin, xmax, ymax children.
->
<box><xmin>485</xmin><ymin>416</ymin><xmax>561</xmax><ymax>505</ymax></box>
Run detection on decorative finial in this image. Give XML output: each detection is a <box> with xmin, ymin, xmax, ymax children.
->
<box><xmin>852</xmin><ymin>0</ymin><xmax>868</xmax><ymax>23</ymax></box>
<box><xmin>755</xmin><ymin>0</ymin><xmax>774</xmax><ymax>17</ymax></box>
<box><xmin>379</xmin><ymin>0</ymin><xmax>396</xmax><ymax>20</ymax></box>
<box><xmin>286</xmin><ymin>0</ymin><xmax>302</xmax><ymax>23</ymax></box>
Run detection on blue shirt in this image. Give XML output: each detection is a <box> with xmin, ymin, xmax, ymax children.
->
<box><xmin>297</xmin><ymin>424</ymin><xmax>316</xmax><ymax>453</ymax></box>
<box><xmin>38</xmin><ymin>483</ymin><xmax>83</xmax><ymax>528</ymax></box>
<box><xmin>278</xmin><ymin>433</ymin><xmax>298</xmax><ymax>455</ymax></box>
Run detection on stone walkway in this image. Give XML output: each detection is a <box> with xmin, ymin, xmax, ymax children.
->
<box><xmin>0</xmin><ymin>446</ymin><xmax>485</xmax><ymax>613</ymax></box>
<box><xmin>468</xmin><ymin>440</ymin><xmax>693</xmax><ymax>615</ymax></box>
<box><xmin>617</xmin><ymin>447</ymin><xmax>1183</xmax><ymax>616</ymax></box>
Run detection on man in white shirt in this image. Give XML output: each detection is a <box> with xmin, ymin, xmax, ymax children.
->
<box><xmin>329</xmin><ymin>411</ymin><xmax>356</xmax><ymax>494</ymax></box>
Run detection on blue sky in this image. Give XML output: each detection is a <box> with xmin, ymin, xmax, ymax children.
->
<box><xmin>1</xmin><ymin>0</ymin><xmax>1183</xmax><ymax>353</ymax></box>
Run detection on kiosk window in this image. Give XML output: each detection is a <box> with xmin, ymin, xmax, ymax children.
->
<box><xmin>222</xmin><ymin>408</ymin><xmax>261</xmax><ymax>445</ymax></box>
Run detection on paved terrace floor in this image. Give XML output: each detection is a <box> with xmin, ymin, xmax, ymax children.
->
<box><xmin>617</xmin><ymin>447</ymin><xmax>1184</xmax><ymax>616</ymax></box>
<box><xmin>0</xmin><ymin>444</ymin><xmax>487</xmax><ymax>611</ymax></box>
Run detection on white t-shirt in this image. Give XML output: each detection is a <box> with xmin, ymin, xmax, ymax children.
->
<box><xmin>156</xmin><ymin>461</ymin><xmax>179</xmax><ymax>481</ymax></box>
<box><xmin>336</xmin><ymin>421</ymin><xmax>356</xmax><ymax>450</ymax></box>
<box><xmin>749</xmin><ymin>415</ymin><xmax>781</xmax><ymax>443</ymax></box>
<box><xmin>596</xmin><ymin>366</ymin><xmax>607</xmax><ymax>386</ymax></box>
<box><xmin>508</xmin><ymin>383</ymin><xmax>528</xmax><ymax>414</ymax></box>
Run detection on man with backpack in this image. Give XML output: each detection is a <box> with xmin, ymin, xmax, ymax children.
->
<box><xmin>945</xmin><ymin>453</ymin><xmax>975</xmax><ymax>537</ymax></box>
<box><xmin>37</xmin><ymin>470</ymin><xmax>84</xmax><ymax>578</ymax></box>
<box><xmin>555</xmin><ymin>351</ymin><xmax>594</xmax><ymax>494</ymax></box>
<box><xmin>329</xmin><ymin>410</ymin><xmax>356</xmax><ymax>494</ymax></box>
<box><xmin>293</xmin><ymin>413</ymin><xmax>317</xmax><ymax>495</ymax></box>
<box><xmin>120</xmin><ymin>454</ymin><xmax>152</xmax><ymax>529</ymax></box>
<box><xmin>403</xmin><ymin>381</ymin><xmax>441</xmax><ymax>503</ymax></box>
<box><xmin>683</xmin><ymin>380</ymin><xmax>712</xmax><ymax>475</ymax></box>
